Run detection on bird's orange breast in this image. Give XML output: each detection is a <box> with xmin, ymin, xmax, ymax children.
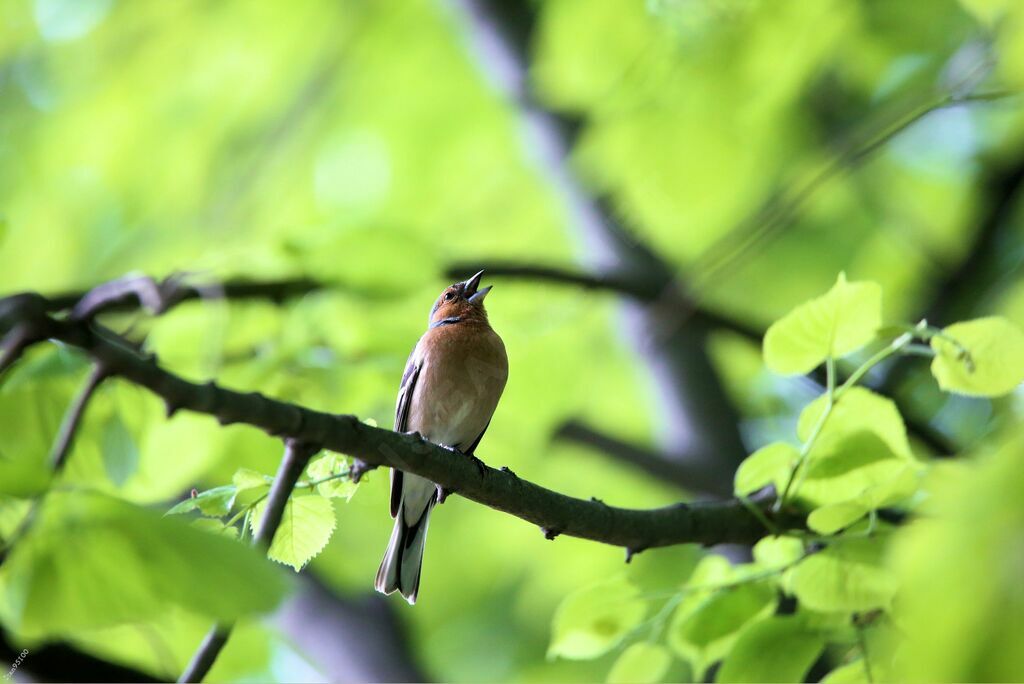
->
<box><xmin>406</xmin><ymin>321</ymin><xmax>508</xmax><ymax>450</ymax></box>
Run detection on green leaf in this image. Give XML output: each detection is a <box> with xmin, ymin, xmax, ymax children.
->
<box><xmin>798</xmin><ymin>430</ymin><xmax>914</xmax><ymax>508</ymax></box>
<box><xmin>0</xmin><ymin>492</ymin><xmax>289</xmax><ymax>638</ymax></box>
<box><xmin>196</xmin><ymin>485</ymin><xmax>238</xmax><ymax>517</ymax></box>
<box><xmin>821</xmin><ymin>659</ymin><xmax>871</xmax><ymax>683</ymax></box>
<box><xmin>734</xmin><ymin>443</ymin><xmax>797</xmax><ymax>496</ymax></box>
<box><xmin>958</xmin><ymin>0</ymin><xmax>1016</xmax><ymax>25</ymax></box>
<box><xmin>752</xmin><ymin>536</ymin><xmax>805</xmax><ymax>569</ymax></box>
<box><xmin>548</xmin><ymin>576</ymin><xmax>647</xmax><ymax>660</ymax></box>
<box><xmin>763</xmin><ymin>273</ymin><xmax>882</xmax><ymax>375</ymax></box>
<box><xmin>233</xmin><ymin>468</ymin><xmax>272</xmax><ymax>507</ymax></box>
<box><xmin>668</xmin><ymin>569</ymin><xmax>778</xmax><ymax>678</ymax></box>
<box><xmin>250</xmin><ymin>494</ymin><xmax>335</xmax><ymax>571</ymax></box>
<box><xmin>717</xmin><ymin>616</ymin><xmax>825</xmax><ymax>683</ymax></box>
<box><xmin>306</xmin><ymin>453</ymin><xmax>359</xmax><ymax>500</ymax></box>
<box><xmin>606</xmin><ymin>642</ymin><xmax>672</xmax><ymax>684</ymax></box>
<box><xmin>786</xmin><ymin>539</ymin><xmax>897</xmax><ymax>612</ymax></box>
<box><xmin>807</xmin><ymin>501</ymin><xmax>870</xmax><ymax>535</ymax></box>
<box><xmin>0</xmin><ymin>457</ymin><xmax>52</xmax><ymax>498</ymax></box>
<box><xmin>807</xmin><ymin>464</ymin><xmax>919</xmax><ymax>534</ymax></box>
<box><xmin>930</xmin><ymin>317</ymin><xmax>1024</xmax><ymax>397</ymax></box>
<box><xmin>798</xmin><ymin>388</ymin><xmax>911</xmax><ymax>459</ymax></box>
<box><xmin>166</xmin><ymin>485</ymin><xmax>238</xmax><ymax>518</ymax></box>
<box><xmin>101</xmin><ymin>413</ymin><xmax>140</xmax><ymax>487</ymax></box>
<box><xmin>191</xmin><ymin>517</ymin><xmax>239</xmax><ymax>539</ymax></box>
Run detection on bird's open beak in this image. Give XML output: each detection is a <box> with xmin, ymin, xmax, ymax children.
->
<box><xmin>463</xmin><ymin>270</ymin><xmax>491</xmax><ymax>303</ymax></box>
<box><xmin>468</xmin><ymin>285</ymin><xmax>492</xmax><ymax>304</ymax></box>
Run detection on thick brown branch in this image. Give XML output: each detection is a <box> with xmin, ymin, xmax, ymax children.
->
<box><xmin>1</xmin><ymin>294</ymin><xmax>799</xmax><ymax>551</ymax></box>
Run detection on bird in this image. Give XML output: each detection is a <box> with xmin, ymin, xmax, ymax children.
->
<box><xmin>375</xmin><ymin>270</ymin><xmax>508</xmax><ymax>604</ymax></box>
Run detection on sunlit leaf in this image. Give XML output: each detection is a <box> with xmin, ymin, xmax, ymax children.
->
<box><xmin>821</xmin><ymin>659</ymin><xmax>871</xmax><ymax>683</ymax></box>
<box><xmin>250</xmin><ymin>494</ymin><xmax>335</xmax><ymax>571</ymax></box>
<box><xmin>807</xmin><ymin>502</ymin><xmax>870</xmax><ymax>535</ymax></box>
<box><xmin>798</xmin><ymin>388</ymin><xmax>911</xmax><ymax>459</ymax></box>
<box><xmin>191</xmin><ymin>517</ymin><xmax>239</xmax><ymax>539</ymax></box>
<box><xmin>306</xmin><ymin>453</ymin><xmax>359</xmax><ymax>500</ymax></box>
<box><xmin>101</xmin><ymin>413</ymin><xmax>140</xmax><ymax>488</ymax></box>
<box><xmin>763</xmin><ymin>273</ymin><xmax>882</xmax><ymax>375</ymax></box>
<box><xmin>548</xmin><ymin>576</ymin><xmax>647</xmax><ymax>660</ymax></box>
<box><xmin>166</xmin><ymin>485</ymin><xmax>237</xmax><ymax>518</ymax></box>
<box><xmin>752</xmin><ymin>536</ymin><xmax>805</xmax><ymax>570</ymax></box>
<box><xmin>930</xmin><ymin>317</ymin><xmax>1024</xmax><ymax>397</ymax></box>
<box><xmin>668</xmin><ymin>569</ymin><xmax>777</xmax><ymax>678</ymax></box>
<box><xmin>233</xmin><ymin>468</ymin><xmax>272</xmax><ymax>507</ymax></box>
<box><xmin>734</xmin><ymin>443</ymin><xmax>796</xmax><ymax>496</ymax></box>
<box><xmin>606</xmin><ymin>642</ymin><xmax>672</xmax><ymax>684</ymax></box>
<box><xmin>717</xmin><ymin>615</ymin><xmax>825</xmax><ymax>683</ymax></box>
<box><xmin>786</xmin><ymin>539</ymin><xmax>897</xmax><ymax>612</ymax></box>
<box><xmin>0</xmin><ymin>492</ymin><xmax>288</xmax><ymax>638</ymax></box>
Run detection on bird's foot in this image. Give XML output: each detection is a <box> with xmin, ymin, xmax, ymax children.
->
<box><xmin>500</xmin><ymin>465</ymin><xmax>518</xmax><ymax>478</ymax></box>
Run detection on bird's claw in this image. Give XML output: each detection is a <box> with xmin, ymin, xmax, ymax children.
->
<box><xmin>500</xmin><ymin>466</ymin><xmax>518</xmax><ymax>478</ymax></box>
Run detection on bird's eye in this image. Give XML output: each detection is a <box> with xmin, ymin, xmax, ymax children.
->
<box><xmin>444</xmin><ymin>291</ymin><xmax>455</xmax><ymax>302</ymax></box>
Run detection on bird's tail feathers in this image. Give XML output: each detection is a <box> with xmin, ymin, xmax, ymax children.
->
<box><xmin>375</xmin><ymin>501</ymin><xmax>432</xmax><ymax>604</ymax></box>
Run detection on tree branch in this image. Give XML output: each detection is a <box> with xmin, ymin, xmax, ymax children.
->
<box><xmin>45</xmin><ymin>274</ymin><xmax>324</xmax><ymax>318</ymax></box>
<box><xmin>450</xmin><ymin>0</ymin><xmax>750</xmax><ymax>497</ymax></box>
<box><xmin>0</xmin><ymin>630</ymin><xmax>160</xmax><ymax>683</ymax></box>
<box><xmin>553</xmin><ymin>419</ymin><xmax>711</xmax><ymax>494</ymax></box>
<box><xmin>50</xmin><ymin>364</ymin><xmax>108</xmax><ymax>470</ymax></box>
<box><xmin>453</xmin><ymin>262</ymin><xmax>954</xmax><ymax>456</ymax></box>
<box><xmin>1</xmin><ymin>292</ymin><xmax>800</xmax><ymax>553</ymax></box>
<box><xmin>178</xmin><ymin>439</ymin><xmax>319</xmax><ymax>683</ymax></box>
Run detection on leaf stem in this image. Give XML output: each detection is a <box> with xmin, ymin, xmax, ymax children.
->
<box><xmin>776</xmin><ymin>358</ymin><xmax>836</xmax><ymax>511</ymax></box>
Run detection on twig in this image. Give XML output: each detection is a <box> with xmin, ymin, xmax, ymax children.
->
<box><xmin>178</xmin><ymin>439</ymin><xmax>319</xmax><ymax>683</ymax></box>
<box><xmin>50</xmin><ymin>364</ymin><xmax>108</xmax><ymax>470</ymax></box>
<box><xmin>690</xmin><ymin>90</ymin><xmax>1021</xmax><ymax>289</ymax></box>
<box><xmin>0</xmin><ymin>324</ymin><xmax>31</xmax><ymax>378</ymax></box>
<box><xmin>552</xmin><ymin>419</ymin><xmax>732</xmax><ymax>498</ymax></box>
<box><xmin>46</xmin><ymin>275</ymin><xmax>325</xmax><ymax>318</ymax></box>
<box><xmin>445</xmin><ymin>263</ymin><xmax>653</xmax><ymax>300</ymax></box>
<box><xmin>0</xmin><ymin>293</ymin><xmax>802</xmax><ymax>551</ymax></box>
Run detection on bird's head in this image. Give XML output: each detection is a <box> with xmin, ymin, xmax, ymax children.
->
<box><xmin>429</xmin><ymin>270</ymin><xmax>492</xmax><ymax>327</ymax></box>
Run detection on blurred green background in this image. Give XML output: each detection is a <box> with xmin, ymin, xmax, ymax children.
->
<box><xmin>1</xmin><ymin>0</ymin><xmax>1023</xmax><ymax>682</ymax></box>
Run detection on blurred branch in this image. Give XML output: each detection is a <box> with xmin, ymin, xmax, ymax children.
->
<box><xmin>553</xmin><ymin>419</ymin><xmax>720</xmax><ymax>493</ymax></box>
<box><xmin>690</xmin><ymin>90</ymin><xmax>1022</xmax><ymax>290</ymax></box>
<box><xmin>179</xmin><ymin>439</ymin><xmax>319</xmax><ymax>683</ymax></box>
<box><xmin>880</xmin><ymin>157</ymin><xmax>1024</xmax><ymax>403</ymax></box>
<box><xmin>450</xmin><ymin>0</ymin><xmax>750</xmax><ymax>498</ymax></box>
<box><xmin>447</xmin><ymin>261</ymin><xmax>767</xmax><ymax>341</ymax></box>
<box><xmin>447</xmin><ymin>262</ymin><xmax>651</xmax><ymax>299</ymax></box>
<box><xmin>50</xmin><ymin>364</ymin><xmax>108</xmax><ymax>470</ymax></box>
<box><xmin>0</xmin><ymin>630</ymin><xmax>160</xmax><ymax>683</ymax></box>
<box><xmin>273</xmin><ymin>576</ymin><xmax>428</xmax><ymax>683</ymax></box>
<box><xmin>0</xmin><ymin>289</ymin><xmax>801</xmax><ymax>554</ymax></box>
<box><xmin>45</xmin><ymin>274</ymin><xmax>324</xmax><ymax>318</ymax></box>
<box><xmin>455</xmin><ymin>262</ymin><xmax>954</xmax><ymax>456</ymax></box>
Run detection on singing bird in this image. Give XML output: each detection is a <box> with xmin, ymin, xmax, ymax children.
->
<box><xmin>375</xmin><ymin>270</ymin><xmax>508</xmax><ymax>604</ymax></box>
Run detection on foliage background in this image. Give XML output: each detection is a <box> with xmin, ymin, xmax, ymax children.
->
<box><xmin>1</xmin><ymin>0</ymin><xmax>1023</xmax><ymax>682</ymax></box>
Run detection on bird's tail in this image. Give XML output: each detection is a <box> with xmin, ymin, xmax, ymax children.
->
<box><xmin>375</xmin><ymin>501</ymin><xmax>432</xmax><ymax>604</ymax></box>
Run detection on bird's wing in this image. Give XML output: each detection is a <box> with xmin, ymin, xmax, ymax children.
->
<box><xmin>463</xmin><ymin>418</ymin><xmax>492</xmax><ymax>455</ymax></box>
<box><xmin>390</xmin><ymin>350</ymin><xmax>422</xmax><ymax>518</ymax></box>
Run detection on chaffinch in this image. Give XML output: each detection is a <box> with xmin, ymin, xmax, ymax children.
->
<box><xmin>375</xmin><ymin>270</ymin><xmax>509</xmax><ymax>604</ymax></box>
